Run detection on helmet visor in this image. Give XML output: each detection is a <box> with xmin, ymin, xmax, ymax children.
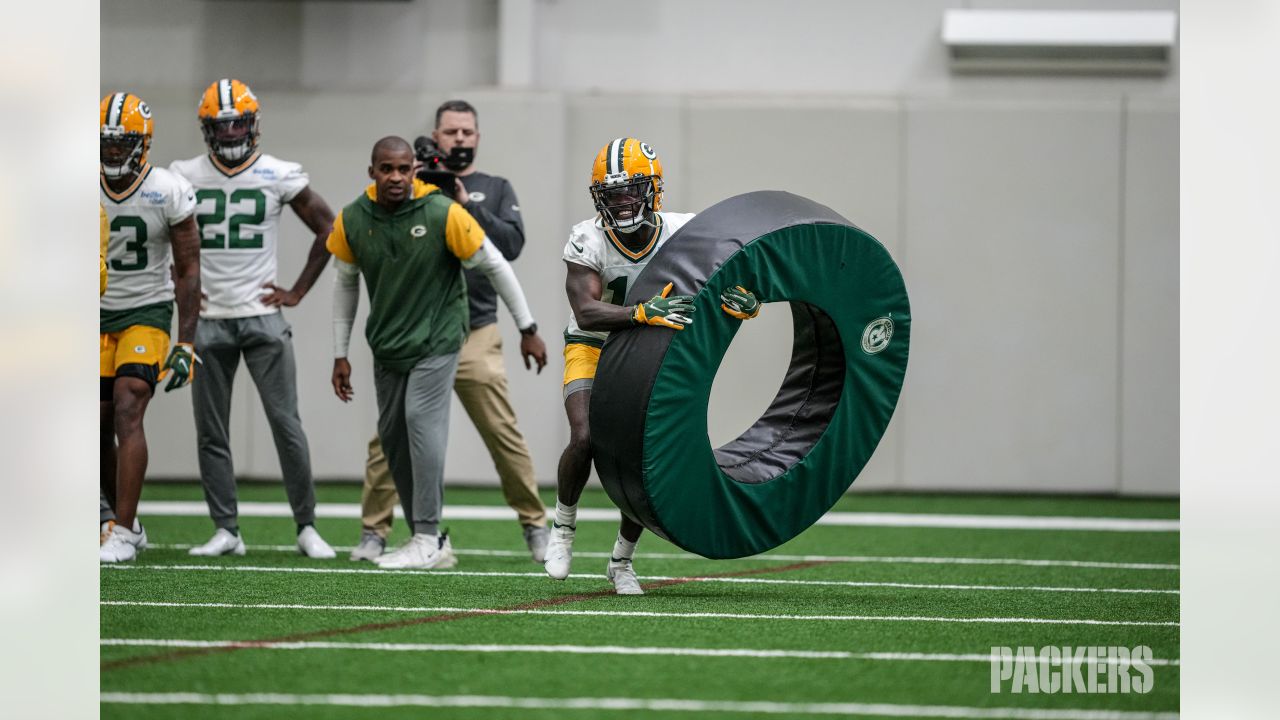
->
<box><xmin>208</xmin><ymin>117</ymin><xmax>253</xmax><ymax>142</ymax></box>
<box><xmin>595</xmin><ymin>178</ymin><xmax>653</xmax><ymax>226</ymax></box>
<box><xmin>100</xmin><ymin>134</ymin><xmax>141</xmax><ymax>168</ymax></box>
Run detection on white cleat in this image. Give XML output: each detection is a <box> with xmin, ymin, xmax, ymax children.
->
<box><xmin>375</xmin><ymin>532</ymin><xmax>457</xmax><ymax>570</ymax></box>
<box><xmin>99</xmin><ymin>525</ymin><xmax>145</xmax><ymax>563</ymax></box>
<box><xmin>349</xmin><ymin>530</ymin><xmax>386</xmax><ymax>562</ymax></box>
<box><xmin>102</xmin><ymin>519</ymin><xmax>147</xmax><ymax>550</ymax></box>
<box><xmin>297</xmin><ymin>525</ymin><xmax>337</xmax><ymax>559</ymax></box>
<box><xmin>606</xmin><ymin>558</ymin><xmax>644</xmax><ymax>595</ymax></box>
<box><xmin>543</xmin><ymin>523</ymin><xmax>575</xmax><ymax>580</ymax></box>
<box><xmin>188</xmin><ymin>528</ymin><xmax>246</xmax><ymax>557</ymax></box>
<box><xmin>524</xmin><ymin>525</ymin><xmax>550</xmax><ymax>564</ymax></box>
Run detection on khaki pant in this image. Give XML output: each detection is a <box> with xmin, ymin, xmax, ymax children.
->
<box><xmin>362</xmin><ymin>324</ymin><xmax>546</xmax><ymax>536</ymax></box>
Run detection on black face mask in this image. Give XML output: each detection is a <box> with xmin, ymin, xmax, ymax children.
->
<box><xmin>443</xmin><ymin>146</ymin><xmax>474</xmax><ymax>172</ymax></box>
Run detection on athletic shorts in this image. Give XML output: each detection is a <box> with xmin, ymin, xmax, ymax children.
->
<box><xmin>562</xmin><ymin>342</ymin><xmax>601</xmax><ymax>399</ymax></box>
<box><xmin>100</xmin><ymin>325</ymin><xmax>167</xmax><ymax>399</ymax></box>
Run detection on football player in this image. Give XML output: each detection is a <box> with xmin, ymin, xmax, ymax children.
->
<box><xmin>169</xmin><ymin>79</ymin><xmax>338</xmax><ymax>559</ymax></box>
<box><xmin>544</xmin><ymin>138</ymin><xmax>760</xmax><ymax>594</ymax></box>
<box><xmin>100</xmin><ymin>92</ymin><xmax>201</xmax><ymax>562</ymax></box>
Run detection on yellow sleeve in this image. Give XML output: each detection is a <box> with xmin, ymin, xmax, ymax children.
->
<box><xmin>99</xmin><ymin>203</ymin><xmax>109</xmax><ymax>296</ymax></box>
<box><xmin>444</xmin><ymin>202</ymin><xmax>485</xmax><ymax>261</ymax></box>
<box><xmin>325</xmin><ymin>210</ymin><xmax>357</xmax><ymax>264</ymax></box>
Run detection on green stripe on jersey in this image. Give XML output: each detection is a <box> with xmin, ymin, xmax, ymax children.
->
<box><xmin>100</xmin><ymin>301</ymin><xmax>173</xmax><ymax>334</ymax></box>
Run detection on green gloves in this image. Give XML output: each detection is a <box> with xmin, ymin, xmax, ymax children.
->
<box><xmin>160</xmin><ymin>342</ymin><xmax>200</xmax><ymax>392</ymax></box>
<box><xmin>720</xmin><ymin>285</ymin><xmax>760</xmax><ymax>320</ymax></box>
<box><xmin>633</xmin><ymin>282</ymin><xmax>697</xmax><ymax>330</ymax></box>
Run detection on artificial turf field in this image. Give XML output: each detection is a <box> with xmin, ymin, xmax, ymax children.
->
<box><xmin>101</xmin><ymin>482</ymin><xmax>1179</xmax><ymax>719</ymax></box>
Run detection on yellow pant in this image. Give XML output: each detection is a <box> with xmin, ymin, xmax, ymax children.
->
<box><xmin>100</xmin><ymin>325</ymin><xmax>169</xmax><ymax>377</ymax></box>
<box><xmin>562</xmin><ymin>342</ymin><xmax>601</xmax><ymax>385</ymax></box>
<box><xmin>361</xmin><ymin>324</ymin><xmax>546</xmax><ymax>535</ymax></box>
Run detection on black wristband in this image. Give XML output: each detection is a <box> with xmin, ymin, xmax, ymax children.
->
<box><xmin>519</xmin><ymin>322</ymin><xmax>538</xmax><ymax>336</ymax></box>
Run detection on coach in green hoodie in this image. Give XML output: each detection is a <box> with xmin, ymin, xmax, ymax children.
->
<box><xmin>327</xmin><ymin>136</ymin><xmax>546</xmax><ymax>570</ymax></box>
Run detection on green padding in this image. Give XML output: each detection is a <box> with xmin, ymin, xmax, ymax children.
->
<box><xmin>643</xmin><ymin>223</ymin><xmax>909</xmax><ymax>558</ymax></box>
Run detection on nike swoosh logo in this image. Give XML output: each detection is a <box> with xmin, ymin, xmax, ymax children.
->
<box><xmin>570</xmin><ymin>241</ymin><xmax>584</xmax><ymax>253</ymax></box>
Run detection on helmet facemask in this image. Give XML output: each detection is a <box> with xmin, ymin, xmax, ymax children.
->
<box><xmin>592</xmin><ymin>175</ymin><xmax>662</xmax><ymax>234</ymax></box>
<box><xmin>100</xmin><ymin>131</ymin><xmax>148</xmax><ymax>179</ymax></box>
<box><xmin>202</xmin><ymin>113</ymin><xmax>259</xmax><ymax>165</ymax></box>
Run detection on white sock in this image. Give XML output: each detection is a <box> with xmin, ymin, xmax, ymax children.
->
<box><xmin>131</xmin><ymin>518</ymin><xmax>142</xmax><ymax>533</ymax></box>
<box><xmin>555</xmin><ymin>501</ymin><xmax>577</xmax><ymax>529</ymax></box>
<box><xmin>611</xmin><ymin>533</ymin><xmax>637</xmax><ymax>563</ymax></box>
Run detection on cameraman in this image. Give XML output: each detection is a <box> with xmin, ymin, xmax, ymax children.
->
<box><xmin>351</xmin><ymin>100</ymin><xmax>550</xmax><ymax>563</ymax></box>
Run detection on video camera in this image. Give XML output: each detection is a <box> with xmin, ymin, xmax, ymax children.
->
<box><xmin>413</xmin><ymin>136</ymin><xmax>474</xmax><ymax>196</ymax></box>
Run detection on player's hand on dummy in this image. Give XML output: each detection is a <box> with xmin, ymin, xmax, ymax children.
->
<box><xmin>261</xmin><ymin>282</ymin><xmax>302</xmax><ymax>308</ymax></box>
<box><xmin>720</xmin><ymin>285</ymin><xmax>761</xmax><ymax>320</ymax></box>
<box><xmin>332</xmin><ymin>358</ymin><xmax>354</xmax><ymax>402</ymax></box>
<box><xmin>519</xmin><ymin>330</ymin><xmax>548</xmax><ymax>375</ymax></box>
<box><xmin>633</xmin><ymin>282</ymin><xmax>696</xmax><ymax>330</ymax></box>
<box><xmin>159</xmin><ymin>342</ymin><xmax>200</xmax><ymax>392</ymax></box>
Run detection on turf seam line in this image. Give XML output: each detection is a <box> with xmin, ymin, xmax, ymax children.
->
<box><xmin>100</xmin><ymin>560</ymin><xmax>828</xmax><ymax>671</ymax></box>
<box><xmin>98</xmin><ymin>691</ymin><xmax>1181</xmax><ymax>718</ymax></box>
<box><xmin>146</xmin><ymin>544</ymin><xmax>1180</xmax><ymax>570</ymax></box>
<box><xmin>99</xmin><ymin>600</ymin><xmax>1178</xmax><ymax>627</ymax></box>
<box><xmin>99</xmin><ymin>564</ymin><xmax>1178</xmax><ymax>594</ymax></box>
<box><xmin>137</xmin><ymin>500</ymin><xmax>1181</xmax><ymax>532</ymax></box>
<box><xmin>98</xmin><ymin>638</ymin><xmax>1183</xmax><ymax>666</ymax></box>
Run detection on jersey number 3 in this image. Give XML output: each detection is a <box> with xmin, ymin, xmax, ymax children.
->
<box><xmin>196</xmin><ymin>188</ymin><xmax>266</xmax><ymax>250</ymax></box>
<box><xmin>109</xmin><ymin>216</ymin><xmax>148</xmax><ymax>272</ymax></box>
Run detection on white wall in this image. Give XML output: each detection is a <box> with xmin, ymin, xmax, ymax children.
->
<box><xmin>102</xmin><ymin>0</ymin><xmax>1178</xmax><ymax>495</ymax></box>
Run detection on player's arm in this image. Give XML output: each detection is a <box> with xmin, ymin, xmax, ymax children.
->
<box><xmin>160</xmin><ymin>215</ymin><xmax>202</xmax><ymax>391</ymax></box>
<box><xmin>566</xmin><ymin>263</ymin><xmax>696</xmax><ymax>331</ymax></box>
<box><xmin>462</xmin><ymin>178</ymin><xmax>525</xmax><ymax>261</ymax></box>
<box><xmin>330</xmin><ymin>259</ymin><xmax>359</xmax><ymax>402</ymax></box>
<box><xmin>326</xmin><ymin>212</ymin><xmax>358</xmax><ymax>401</ymax></box>
<box><xmin>263</xmin><ymin>187</ymin><xmax>337</xmax><ymax>307</ymax></box>
<box><xmin>446</xmin><ymin>204</ymin><xmax>546</xmax><ymax>372</ymax></box>
<box><xmin>100</xmin><ymin>203</ymin><xmax>109</xmax><ymax>296</ymax></box>
<box><xmin>170</xmin><ymin>216</ymin><xmax>200</xmax><ymax>343</ymax></box>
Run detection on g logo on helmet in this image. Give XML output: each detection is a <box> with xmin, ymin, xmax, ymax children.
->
<box><xmin>137</xmin><ymin>102</ymin><xmax>152</xmax><ymax>119</ymax></box>
<box><xmin>639</xmin><ymin>142</ymin><xmax>657</xmax><ymax>160</ymax></box>
<box><xmin>861</xmin><ymin>316</ymin><xmax>893</xmax><ymax>355</ymax></box>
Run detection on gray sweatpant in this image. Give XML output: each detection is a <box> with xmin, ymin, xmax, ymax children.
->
<box><xmin>373</xmin><ymin>352</ymin><xmax>459</xmax><ymax>536</ymax></box>
<box><xmin>193</xmin><ymin>312</ymin><xmax>316</xmax><ymax>529</ymax></box>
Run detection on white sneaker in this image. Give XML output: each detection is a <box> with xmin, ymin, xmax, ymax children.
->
<box><xmin>297</xmin><ymin>525</ymin><xmax>337</xmax><ymax>559</ymax></box>
<box><xmin>606</xmin><ymin>558</ymin><xmax>644</xmax><ymax>595</ymax></box>
<box><xmin>375</xmin><ymin>532</ymin><xmax>456</xmax><ymax>570</ymax></box>
<box><xmin>543</xmin><ymin>523</ymin><xmax>575</xmax><ymax>580</ymax></box>
<box><xmin>188</xmin><ymin>528</ymin><xmax>246</xmax><ymax>557</ymax></box>
<box><xmin>349</xmin><ymin>530</ymin><xmax>386</xmax><ymax>562</ymax></box>
<box><xmin>99</xmin><ymin>525</ymin><xmax>144</xmax><ymax>563</ymax></box>
<box><xmin>102</xmin><ymin>519</ymin><xmax>147</xmax><ymax>549</ymax></box>
<box><xmin>524</xmin><ymin>525</ymin><xmax>550</xmax><ymax>563</ymax></box>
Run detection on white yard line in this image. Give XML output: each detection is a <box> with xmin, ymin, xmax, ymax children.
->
<box><xmin>98</xmin><ymin>691</ymin><xmax>1180</xmax><ymax>718</ymax></box>
<box><xmin>147</xmin><ymin>544</ymin><xmax>1179</xmax><ymax>571</ymax></box>
<box><xmin>100</xmin><ymin>563</ymin><xmax>1177</xmax><ymax>595</ymax></box>
<box><xmin>99</xmin><ymin>599</ymin><xmax>1179</xmax><ymax>628</ymax></box>
<box><xmin>138</xmin><ymin>501</ymin><xmax>1180</xmax><ymax>533</ymax></box>
<box><xmin>98</xmin><ymin>637</ymin><xmax>1180</xmax><ymax>666</ymax></box>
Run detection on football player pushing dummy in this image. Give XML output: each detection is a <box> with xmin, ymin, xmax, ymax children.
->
<box><xmin>100</xmin><ymin>93</ymin><xmax>201</xmax><ymax>562</ymax></box>
<box><xmin>169</xmin><ymin>79</ymin><xmax>339</xmax><ymax>559</ymax></box>
<box><xmin>545</xmin><ymin>138</ymin><xmax>761</xmax><ymax>594</ymax></box>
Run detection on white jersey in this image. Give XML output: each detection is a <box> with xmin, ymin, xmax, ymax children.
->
<box><xmin>100</xmin><ymin>165</ymin><xmax>196</xmax><ymax>311</ymax></box>
<box><xmin>562</xmin><ymin>211</ymin><xmax>696</xmax><ymax>345</ymax></box>
<box><xmin>168</xmin><ymin>152</ymin><xmax>309</xmax><ymax>318</ymax></box>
